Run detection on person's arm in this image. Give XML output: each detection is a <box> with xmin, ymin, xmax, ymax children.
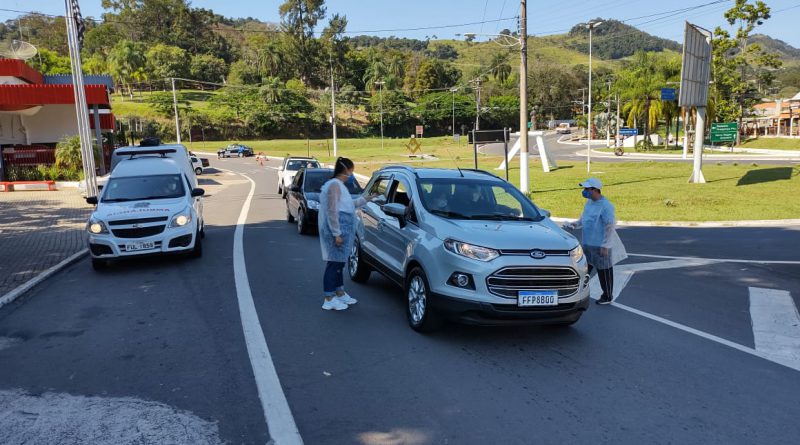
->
<box><xmin>353</xmin><ymin>195</ymin><xmax>368</xmax><ymax>208</ymax></box>
<box><xmin>325</xmin><ymin>184</ymin><xmax>342</xmax><ymax>237</ymax></box>
<box><xmin>562</xmin><ymin>204</ymin><xmax>586</xmax><ymax>230</ymax></box>
<box><xmin>601</xmin><ymin>202</ymin><xmax>617</xmax><ymax>250</ymax></box>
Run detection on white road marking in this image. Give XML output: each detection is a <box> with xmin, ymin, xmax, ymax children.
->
<box><xmin>610</xmin><ymin>300</ymin><xmax>800</xmax><ymax>372</ymax></box>
<box><xmin>628</xmin><ymin>253</ymin><xmax>800</xmax><ymax>265</ymax></box>
<box><xmin>587</xmin><ymin>260</ymin><xmax>800</xmax><ymax>372</ymax></box>
<box><xmin>749</xmin><ymin>287</ymin><xmax>800</xmax><ymax>366</ymax></box>
<box><xmin>0</xmin><ymin>389</ymin><xmax>222</xmax><ymax>444</ymax></box>
<box><xmin>233</xmin><ymin>173</ymin><xmax>303</xmax><ymax>444</ymax></box>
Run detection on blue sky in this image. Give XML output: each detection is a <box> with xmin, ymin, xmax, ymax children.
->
<box><xmin>9</xmin><ymin>0</ymin><xmax>800</xmax><ymax>47</ymax></box>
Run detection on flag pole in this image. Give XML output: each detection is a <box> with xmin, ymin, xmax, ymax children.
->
<box><xmin>65</xmin><ymin>0</ymin><xmax>98</xmax><ymax>197</ymax></box>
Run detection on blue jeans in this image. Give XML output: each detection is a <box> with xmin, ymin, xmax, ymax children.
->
<box><xmin>323</xmin><ymin>261</ymin><xmax>345</xmax><ymax>296</ymax></box>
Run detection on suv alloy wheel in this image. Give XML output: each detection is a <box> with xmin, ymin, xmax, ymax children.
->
<box><xmin>405</xmin><ymin>267</ymin><xmax>441</xmax><ymax>332</ymax></box>
<box><xmin>349</xmin><ymin>240</ymin><xmax>371</xmax><ymax>283</ymax></box>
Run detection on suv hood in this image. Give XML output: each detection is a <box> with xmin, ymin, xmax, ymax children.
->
<box><xmin>430</xmin><ymin>218</ymin><xmax>577</xmax><ymax>250</ymax></box>
<box><xmin>94</xmin><ymin>198</ymin><xmax>185</xmax><ymax>222</ymax></box>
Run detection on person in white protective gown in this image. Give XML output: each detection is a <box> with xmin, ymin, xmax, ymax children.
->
<box><xmin>318</xmin><ymin>158</ymin><xmax>378</xmax><ymax>311</ymax></box>
<box><xmin>563</xmin><ymin>178</ymin><xmax>627</xmax><ymax>305</ymax></box>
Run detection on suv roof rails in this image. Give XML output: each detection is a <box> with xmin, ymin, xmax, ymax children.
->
<box><xmin>380</xmin><ymin>164</ymin><xmax>419</xmax><ymax>177</ymax></box>
<box><xmin>115</xmin><ymin>148</ymin><xmax>177</xmax><ymax>159</ymax></box>
<box><xmin>462</xmin><ymin>168</ymin><xmax>504</xmax><ymax>180</ymax></box>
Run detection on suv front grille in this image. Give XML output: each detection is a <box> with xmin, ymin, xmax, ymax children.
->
<box><xmin>111</xmin><ymin>225</ymin><xmax>166</xmax><ymax>239</ymax></box>
<box><xmin>498</xmin><ymin>249</ymin><xmax>570</xmax><ymax>257</ymax></box>
<box><xmin>487</xmin><ymin>267</ymin><xmax>581</xmax><ymax>299</ymax></box>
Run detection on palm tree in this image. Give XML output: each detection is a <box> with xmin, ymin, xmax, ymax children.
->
<box><xmin>362</xmin><ymin>49</ymin><xmax>388</xmax><ymax>92</ymax></box>
<box><xmin>490</xmin><ymin>53</ymin><xmax>512</xmax><ymax>84</ymax></box>
<box><xmin>616</xmin><ymin>51</ymin><xmax>666</xmax><ymax>144</ymax></box>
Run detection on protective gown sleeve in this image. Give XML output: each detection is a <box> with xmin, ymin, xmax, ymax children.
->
<box><xmin>325</xmin><ymin>183</ymin><xmax>342</xmax><ymax>237</ymax></box>
<box><xmin>601</xmin><ymin>201</ymin><xmax>617</xmax><ymax>249</ymax></box>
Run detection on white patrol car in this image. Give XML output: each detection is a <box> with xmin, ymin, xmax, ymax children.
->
<box><xmin>85</xmin><ymin>154</ymin><xmax>205</xmax><ymax>270</ymax></box>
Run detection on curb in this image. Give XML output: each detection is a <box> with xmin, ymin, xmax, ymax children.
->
<box><xmin>0</xmin><ymin>249</ymin><xmax>88</xmax><ymax>310</ymax></box>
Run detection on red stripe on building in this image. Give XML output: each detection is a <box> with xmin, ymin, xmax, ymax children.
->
<box><xmin>0</xmin><ymin>84</ymin><xmax>109</xmax><ymax>108</ymax></box>
<box><xmin>0</xmin><ymin>59</ymin><xmax>45</xmax><ymax>84</ymax></box>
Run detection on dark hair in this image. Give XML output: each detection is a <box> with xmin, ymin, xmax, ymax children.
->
<box><xmin>332</xmin><ymin>157</ymin><xmax>354</xmax><ymax>178</ymax></box>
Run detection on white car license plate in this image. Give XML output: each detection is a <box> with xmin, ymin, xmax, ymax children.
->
<box><xmin>518</xmin><ymin>291</ymin><xmax>558</xmax><ymax>307</ymax></box>
<box><xmin>126</xmin><ymin>241</ymin><xmax>155</xmax><ymax>252</ymax></box>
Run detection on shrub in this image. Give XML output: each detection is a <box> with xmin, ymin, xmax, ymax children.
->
<box><xmin>55</xmin><ymin>135</ymin><xmax>100</xmax><ymax>170</ymax></box>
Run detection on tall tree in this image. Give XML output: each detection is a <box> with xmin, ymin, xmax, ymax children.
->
<box><xmin>108</xmin><ymin>40</ymin><xmax>147</xmax><ymax>98</ymax></box>
<box><xmin>279</xmin><ymin>0</ymin><xmax>327</xmax><ymax>85</ymax></box>
<box><xmin>615</xmin><ymin>51</ymin><xmax>667</xmax><ymax>143</ymax></box>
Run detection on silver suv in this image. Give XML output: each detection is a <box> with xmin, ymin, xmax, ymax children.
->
<box><xmin>349</xmin><ymin>166</ymin><xmax>590</xmax><ymax>331</ymax></box>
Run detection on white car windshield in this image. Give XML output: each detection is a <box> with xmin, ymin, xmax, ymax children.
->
<box><xmin>419</xmin><ymin>179</ymin><xmax>542</xmax><ymax>221</ymax></box>
<box><xmin>102</xmin><ymin>174</ymin><xmax>185</xmax><ymax>202</ymax></box>
<box><xmin>287</xmin><ymin>160</ymin><xmax>318</xmax><ymax>171</ymax></box>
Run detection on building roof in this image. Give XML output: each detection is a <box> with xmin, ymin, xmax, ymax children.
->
<box><xmin>44</xmin><ymin>74</ymin><xmax>114</xmax><ymax>90</ymax></box>
<box><xmin>0</xmin><ymin>84</ymin><xmax>110</xmax><ymax>111</ymax></box>
<box><xmin>754</xmin><ymin>102</ymin><xmax>776</xmax><ymax>109</ymax></box>
<box><xmin>0</xmin><ymin>59</ymin><xmax>44</xmax><ymax>84</ymax></box>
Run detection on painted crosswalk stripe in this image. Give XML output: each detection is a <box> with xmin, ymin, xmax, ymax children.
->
<box><xmin>749</xmin><ymin>287</ymin><xmax>800</xmax><ymax>366</ymax></box>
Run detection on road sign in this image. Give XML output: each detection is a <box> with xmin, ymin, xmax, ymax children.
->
<box><xmin>661</xmin><ymin>88</ymin><xmax>677</xmax><ymax>101</ymax></box>
<box><xmin>710</xmin><ymin>122</ymin><xmax>737</xmax><ymax>143</ymax></box>
<box><xmin>415</xmin><ymin>125</ymin><xmax>423</xmax><ymax>136</ymax></box>
<box><xmin>619</xmin><ymin>127</ymin><xmax>638</xmax><ymax>136</ymax></box>
<box><xmin>679</xmin><ymin>22</ymin><xmax>712</xmax><ymax>108</ymax></box>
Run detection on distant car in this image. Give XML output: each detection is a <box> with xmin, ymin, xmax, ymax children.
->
<box><xmin>556</xmin><ymin>123</ymin><xmax>571</xmax><ymax>134</ymax></box>
<box><xmin>277</xmin><ymin>156</ymin><xmax>321</xmax><ymax>197</ymax></box>
<box><xmin>190</xmin><ymin>155</ymin><xmax>205</xmax><ymax>175</ymax></box>
<box><xmin>286</xmin><ymin>168</ymin><xmax>363</xmax><ymax>235</ymax></box>
<box><xmin>217</xmin><ymin>144</ymin><xmax>254</xmax><ymax>158</ymax></box>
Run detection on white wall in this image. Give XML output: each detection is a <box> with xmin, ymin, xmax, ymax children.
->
<box><xmin>0</xmin><ymin>114</ymin><xmax>27</xmax><ymax>145</ymax></box>
<box><xmin>0</xmin><ymin>76</ymin><xmax>28</xmax><ymax>85</ymax></box>
<box><xmin>21</xmin><ymin>105</ymin><xmax>80</xmax><ymax>144</ymax></box>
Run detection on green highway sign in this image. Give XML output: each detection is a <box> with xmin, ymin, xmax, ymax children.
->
<box><xmin>710</xmin><ymin>122</ymin><xmax>737</xmax><ymax>143</ymax></box>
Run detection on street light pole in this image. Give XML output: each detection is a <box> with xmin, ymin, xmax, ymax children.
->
<box><xmin>586</xmin><ymin>20</ymin><xmax>602</xmax><ymax>172</ymax></box>
<box><xmin>330</xmin><ymin>55</ymin><xmax>338</xmax><ymax>158</ymax></box>
<box><xmin>171</xmin><ymin>77</ymin><xmax>181</xmax><ymax>144</ymax></box>
<box><xmin>375</xmin><ymin>80</ymin><xmax>385</xmax><ymax>149</ymax></box>
<box><xmin>519</xmin><ymin>0</ymin><xmax>529</xmax><ymax>194</ymax></box>
<box><xmin>450</xmin><ymin>87</ymin><xmax>458</xmax><ymax>139</ymax></box>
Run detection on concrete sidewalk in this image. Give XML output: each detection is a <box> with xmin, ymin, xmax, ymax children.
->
<box><xmin>0</xmin><ymin>191</ymin><xmax>92</xmax><ymax>298</ymax></box>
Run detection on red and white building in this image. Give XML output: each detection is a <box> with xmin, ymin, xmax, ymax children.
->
<box><xmin>0</xmin><ymin>58</ymin><xmax>116</xmax><ymax>178</ymax></box>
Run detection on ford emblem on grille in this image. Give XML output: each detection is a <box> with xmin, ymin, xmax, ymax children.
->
<box><xmin>530</xmin><ymin>249</ymin><xmax>546</xmax><ymax>259</ymax></box>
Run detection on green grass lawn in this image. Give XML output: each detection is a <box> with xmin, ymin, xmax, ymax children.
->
<box><xmin>737</xmin><ymin>138</ymin><xmax>800</xmax><ymax>151</ymax></box>
<box><xmin>189</xmin><ymin>137</ymin><xmax>799</xmax><ymax>222</ymax></box>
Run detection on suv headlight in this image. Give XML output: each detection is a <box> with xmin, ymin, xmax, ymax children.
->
<box><xmin>87</xmin><ymin>218</ymin><xmax>109</xmax><ymax>234</ymax></box>
<box><xmin>170</xmin><ymin>207</ymin><xmax>192</xmax><ymax>228</ymax></box>
<box><xmin>570</xmin><ymin>245</ymin><xmax>585</xmax><ymax>263</ymax></box>
<box><xmin>307</xmin><ymin>199</ymin><xmax>320</xmax><ymax>210</ymax></box>
<box><xmin>444</xmin><ymin>239</ymin><xmax>499</xmax><ymax>262</ymax></box>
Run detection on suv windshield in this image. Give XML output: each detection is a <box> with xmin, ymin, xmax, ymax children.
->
<box><xmin>287</xmin><ymin>160</ymin><xmax>319</xmax><ymax>171</ymax></box>
<box><xmin>304</xmin><ymin>171</ymin><xmax>362</xmax><ymax>194</ymax></box>
<box><xmin>102</xmin><ymin>174</ymin><xmax>185</xmax><ymax>202</ymax></box>
<box><xmin>419</xmin><ymin>178</ymin><xmax>542</xmax><ymax>221</ymax></box>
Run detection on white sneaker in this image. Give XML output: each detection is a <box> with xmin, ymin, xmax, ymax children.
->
<box><xmin>322</xmin><ymin>298</ymin><xmax>349</xmax><ymax>311</ymax></box>
<box><xmin>336</xmin><ymin>293</ymin><xmax>358</xmax><ymax>305</ymax></box>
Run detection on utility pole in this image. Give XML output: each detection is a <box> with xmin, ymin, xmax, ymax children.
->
<box><xmin>330</xmin><ymin>55</ymin><xmax>338</xmax><ymax>157</ymax></box>
<box><xmin>450</xmin><ymin>87</ymin><xmax>458</xmax><ymax>139</ymax></box>
<box><xmin>474</xmin><ymin>79</ymin><xmax>482</xmax><ymax>131</ymax></box>
<box><xmin>606</xmin><ymin>79</ymin><xmax>612</xmax><ymax>147</ymax></box>
<box><xmin>171</xmin><ymin>77</ymin><xmax>181</xmax><ymax>144</ymax></box>
<box><xmin>375</xmin><ymin>80</ymin><xmax>385</xmax><ymax>150</ymax></box>
<box><xmin>615</xmin><ymin>93</ymin><xmax>621</xmax><ymax>148</ymax></box>
<box><xmin>586</xmin><ymin>20</ymin><xmax>603</xmax><ymax>172</ymax></box>
<box><xmin>519</xmin><ymin>0</ymin><xmax>529</xmax><ymax>194</ymax></box>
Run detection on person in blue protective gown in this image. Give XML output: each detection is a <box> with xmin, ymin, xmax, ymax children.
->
<box><xmin>318</xmin><ymin>157</ymin><xmax>378</xmax><ymax>311</ymax></box>
<box><xmin>563</xmin><ymin>178</ymin><xmax>627</xmax><ymax>305</ymax></box>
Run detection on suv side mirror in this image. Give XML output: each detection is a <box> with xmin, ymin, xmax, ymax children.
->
<box><xmin>540</xmin><ymin>208</ymin><xmax>551</xmax><ymax>218</ymax></box>
<box><xmin>191</xmin><ymin>188</ymin><xmax>205</xmax><ymax>197</ymax></box>
<box><xmin>290</xmin><ymin>185</ymin><xmax>300</xmax><ymax>192</ymax></box>
<box><xmin>383</xmin><ymin>203</ymin><xmax>408</xmax><ymax>227</ymax></box>
<box><xmin>86</xmin><ymin>196</ymin><xmax>98</xmax><ymax>205</ymax></box>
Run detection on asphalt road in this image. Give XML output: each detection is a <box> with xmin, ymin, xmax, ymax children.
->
<box><xmin>480</xmin><ymin>132</ymin><xmax>800</xmax><ymax>165</ymax></box>
<box><xmin>1</xmin><ymin>157</ymin><xmax>799</xmax><ymax>444</ymax></box>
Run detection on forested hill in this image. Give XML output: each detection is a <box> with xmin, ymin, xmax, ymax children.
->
<box><xmin>565</xmin><ymin>19</ymin><xmax>682</xmax><ymax>59</ymax></box>
<box><xmin>749</xmin><ymin>34</ymin><xmax>800</xmax><ymax>62</ymax></box>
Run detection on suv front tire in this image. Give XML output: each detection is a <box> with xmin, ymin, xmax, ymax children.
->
<box><xmin>348</xmin><ymin>240</ymin><xmax>371</xmax><ymax>283</ymax></box>
<box><xmin>405</xmin><ymin>266</ymin><xmax>441</xmax><ymax>332</ymax></box>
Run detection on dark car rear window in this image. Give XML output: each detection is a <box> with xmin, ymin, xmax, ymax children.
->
<box><xmin>304</xmin><ymin>171</ymin><xmax>362</xmax><ymax>194</ymax></box>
